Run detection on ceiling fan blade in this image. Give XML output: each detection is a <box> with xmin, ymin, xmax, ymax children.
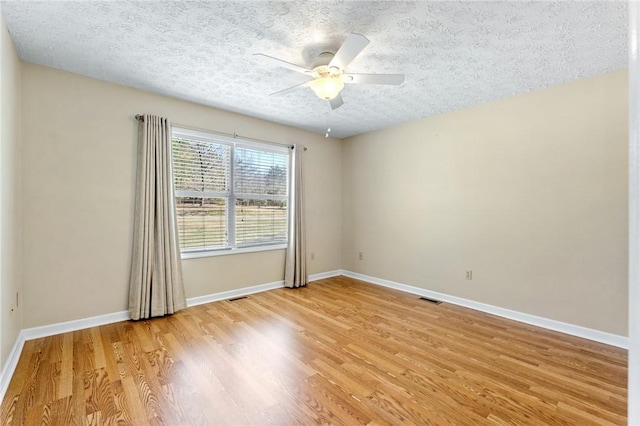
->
<box><xmin>329</xmin><ymin>33</ymin><xmax>370</xmax><ymax>70</ymax></box>
<box><xmin>254</xmin><ymin>53</ymin><xmax>313</xmax><ymax>75</ymax></box>
<box><xmin>270</xmin><ymin>80</ymin><xmax>312</xmax><ymax>96</ymax></box>
<box><xmin>344</xmin><ymin>73</ymin><xmax>405</xmax><ymax>85</ymax></box>
<box><xmin>329</xmin><ymin>93</ymin><xmax>344</xmax><ymax>110</ymax></box>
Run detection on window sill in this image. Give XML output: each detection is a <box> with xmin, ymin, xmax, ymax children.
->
<box><xmin>181</xmin><ymin>243</ymin><xmax>287</xmax><ymax>260</ymax></box>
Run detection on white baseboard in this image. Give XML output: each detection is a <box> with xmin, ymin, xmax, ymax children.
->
<box><xmin>186</xmin><ymin>270</ymin><xmax>343</xmax><ymax>307</ymax></box>
<box><xmin>186</xmin><ymin>280</ymin><xmax>285</xmax><ymax>307</ymax></box>
<box><xmin>22</xmin><ymin>311</ymin><xmax>130</xmax><ymax>341</ymax></box>
<box><xmin>342</xmin><ymin>270</ymin><xmax>628</xmax><ymax>349</ymax></box>
<box><xmin>0</xmin><ymin>330</ymin><xmax>25</xmax><ymax>404</ymax></box>
<box><xmin>309</xmin><ymin>270</ymin><xmax>343</xmax><ymax>281</ymax></box>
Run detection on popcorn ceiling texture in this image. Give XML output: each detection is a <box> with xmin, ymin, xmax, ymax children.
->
<box><xmin>0</xmin><ymin>1</ymin><xmax>627</xmax><ymax>138</ymax></box>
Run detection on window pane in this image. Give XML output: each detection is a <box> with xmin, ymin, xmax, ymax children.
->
<box><xmin>172</xmin><ymin>127</ymin><xmax>291</xmax><ymax>254</ymax></box>
<box><xmin>236</xmin><ymin>198</ymin><xmax>287</xmax><ymax>246</ymax></box>
<box><xmin>173</xmin><ymin>138</ymin><xmax>230</xmax><ymax>193</ymax></box>
<box><xmin>235</xmin><ymin>147</ymin><xmax>288</xmax><ymax>196</ymax></box>
<box><xmin>176</xmin><ymin>197</ymin><xmax>226</xmax><ymax>250</ymax></box>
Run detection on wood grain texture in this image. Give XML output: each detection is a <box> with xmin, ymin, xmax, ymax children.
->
<box><xmin>0</xmin><ymin>276</ymin><xmax>627</xmax><ymax>425</ymax></box>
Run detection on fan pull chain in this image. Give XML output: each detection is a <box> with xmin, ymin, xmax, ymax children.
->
<box><xmin>325</xmin><ymin>106</ymin><xmax>332</xmax><ymax>138</ymax></box>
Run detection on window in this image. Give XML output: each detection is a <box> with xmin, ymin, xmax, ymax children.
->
<box><xmin>172</xmin><ymin>127</ymin><xmax>289</xmax><ymax>256</ymax></box>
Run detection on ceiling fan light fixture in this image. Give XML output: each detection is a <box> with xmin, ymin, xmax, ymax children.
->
<box><xmin>310</xmin><ymin>76</ymin><xmax>344</xmax><ymax>100</ymax></box>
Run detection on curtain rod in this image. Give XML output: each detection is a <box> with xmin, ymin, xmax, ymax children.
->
<box><xmin>135</xmin><ymin>114</ymin><xmax>307</xmax><ymax>151</ymax></box>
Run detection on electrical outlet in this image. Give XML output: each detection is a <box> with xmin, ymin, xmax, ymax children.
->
<box><xmin>358</xmin><ymin>252</ymin><xmax>363</xmax><ymax>261</ymax></box>
<box><xmin>310</xmin><ymin>253</ymin><xmax>315</xmax><ymax>260</ymax></box>
<box><xmin>465</xmin><ymin>270</ymin><xmax>473</xmax><ymax>280</ymax></box>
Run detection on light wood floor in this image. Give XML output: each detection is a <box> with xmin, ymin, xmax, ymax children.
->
<box><xmin>0</xmin><ymin>276</ymin><xmax>627</xmax><ymax>425</ymax></box>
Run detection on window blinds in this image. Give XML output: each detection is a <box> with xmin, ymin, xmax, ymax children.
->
<box><xmin>172</xmin><ymin>131</ymin><xmax>289</xmax><ymax>252</ymax></box>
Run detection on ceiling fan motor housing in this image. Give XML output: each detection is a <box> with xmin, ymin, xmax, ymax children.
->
<box><xmin>312</xmin><ymin>51</ymin><xmax>335</xmax><ymax>68</ymax></box>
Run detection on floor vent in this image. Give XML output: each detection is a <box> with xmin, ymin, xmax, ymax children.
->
<box><xmin>227</xmin><ymin>296</ymin><xmax>249</xmax><ymax>302</ymax></box>
<box><xmin>419</xmin><ymin>296</ymin><xmax>442</xmax><ymax>305</ymax></box>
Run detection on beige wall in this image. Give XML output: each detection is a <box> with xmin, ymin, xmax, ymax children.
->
<box><xmin>342</xmin><ymin>70</ymin><xmax>628</xmax><ymax>336</ymax></box>
<box><xmin>21</xmin><ymin>63</ymin><xmax>342</xmax><ymax>328</ymax></box>
<box><xmin>16</xmin><ymin>59</ymin><xmax>629</xmax><ymax>337</ymax></box>
<box><xmin>0</xmin><ymin>14</ymin><xmax>23</xmax><ymax>366</ymax></box>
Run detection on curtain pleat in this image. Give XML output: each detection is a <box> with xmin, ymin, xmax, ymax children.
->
<box><xmin>129</xmin><ymin>114</ymin><xmax>186</xmax><ymax>320</ymax></box>
<box><xmin>284</xmin><ymin>145</ymin><xmax>307</xmax><ymax>288</ymax></box>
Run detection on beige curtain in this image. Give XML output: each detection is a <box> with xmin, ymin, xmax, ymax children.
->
<box><xmin>129</xmin><ymin>114</ymin><xmax>186</xmax><ymax>320</ymax></box>
<box><xmin>284</xmin><ymin>145</ymin><xmax>307</xmax><ymax>288</ymax></box>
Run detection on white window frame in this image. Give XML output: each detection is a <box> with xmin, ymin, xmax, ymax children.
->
<box><xmin>172</xmin><ymin>126</ymin><xmax>290</xmax><ymax>259</ymax></box>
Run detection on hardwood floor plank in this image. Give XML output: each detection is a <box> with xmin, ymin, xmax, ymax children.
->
<box><xmin>304</xmin><ymin>372</ymin><xmax>373</xmax><ymax>425</ymax></box>
<box><xmin>0</xmin><ymin>276</ymin><xmax>628</xmax><ymax>425</ymax></box>
<box><xmin>312</xmin><ymin>355</ymin><xmax>375</xmax><ymax>400</ymax></box>
<box><xmin>13</xmin><ymin>339</ymin><xmax>46</xmax><ymax>424</ymax></box>
<box><xmin>24</xmin><ymin>403</ymin><xmax>45</xmax><ymax>426</ymax></box>
<box><xmin>49</xmin><ymin>395</ymin><xmax>75</xmax><ymax>426</ymax></box>
<box><xmin>89</xmin><ymin>328</ymin><xmax>107</xmax><ymax>370</ymax></box>
<box><xmin>58</xmin><ymin>332</ymin><xmax>74</xmax><ymax>399</ymax></box>
<box><xmin>37</xmin><ymin>358</ymin><xmax>56</xmax><ymax>404</ymax></box>
<box><xmin>119</xmin><ymin>375</ymin><xmax>150</xmax><ymax>426</ymax></box>
<box><xmin>161</xmin><ymin>333</ymin><xmax>250</xmax><ymax>425</ymax></box>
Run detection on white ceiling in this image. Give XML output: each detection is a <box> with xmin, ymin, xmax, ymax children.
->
<box><xmin>0</xmin><ymin>1</ymin><xmax>628</xmax><ymax>138</ymax></box>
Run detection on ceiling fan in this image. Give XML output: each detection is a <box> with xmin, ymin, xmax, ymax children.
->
<box><xmin>254</xmin><ymin>33</ymin><xmax>405</xmax><ymax>110</ymax></box>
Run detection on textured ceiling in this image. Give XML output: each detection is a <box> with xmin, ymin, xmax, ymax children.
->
<box><xmin>0</xmin><ymin>1</ymin><xmax>628</xmax><ymax>138</ymax></box>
